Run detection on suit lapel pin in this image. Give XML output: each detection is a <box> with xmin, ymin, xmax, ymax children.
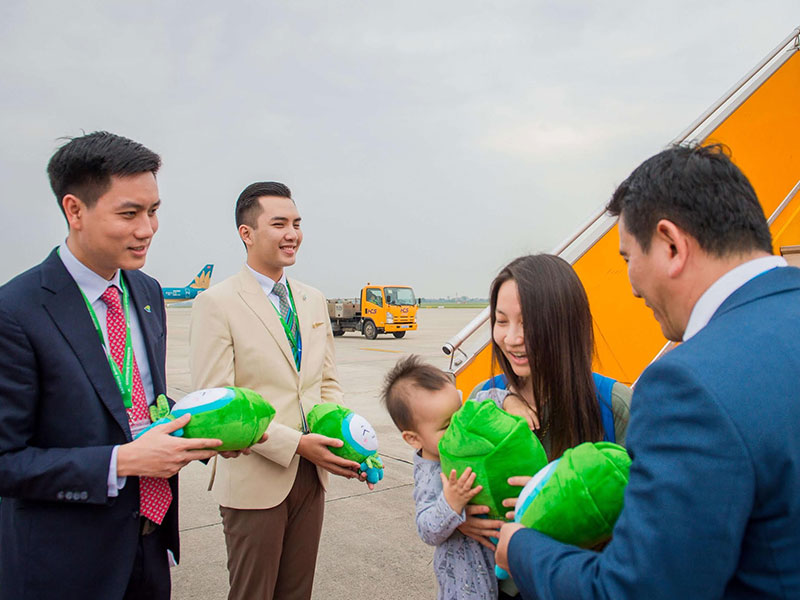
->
<box><xmin>144</xmin><ymin>305</ymin><xmax>152</xmax><ymax>313</ymax></box>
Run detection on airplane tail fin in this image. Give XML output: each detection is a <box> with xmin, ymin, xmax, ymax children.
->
<box><xmin>188</xmin><ymin>264</ymin><xmax>214</xmax><ymax>289</ymax></box>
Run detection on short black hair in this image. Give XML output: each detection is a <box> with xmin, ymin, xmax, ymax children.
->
<box><xmin>47</xmin><ymin>131</ymin><xmax>161</xmax><ymax>216</ymax></box>
<box><xmin>606</xmin><ymin>143</ymin><xmax>772</xmax><ymax>256</ymax></box>
<box><xmin>381</xmin><ymin>355</ymin><xmax>451</xmax><ymax>431</ymax></box>
<box><xmin>235</xmin><ymin>181</ymin><xmax>292</xmax><ymax>229</ymax></box>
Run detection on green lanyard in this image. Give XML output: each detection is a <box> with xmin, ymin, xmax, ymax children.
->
<box><xmin>271</xmin><ymin>282</ymin><xmax>302</xmax><ymax>370</ymax></box>
<box><xmin>80</xmin><ymin>278</ymin><xmax>134</xmax><ymax>409</ymax></box>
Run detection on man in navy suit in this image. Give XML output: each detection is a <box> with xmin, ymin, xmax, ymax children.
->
<box><xmin>496</xmin><ymin>144</ymin><xmax>800</xmax><ymax>599</ymax></box>
<box><xmin>0</xmin><ymin>132</ymin><xmax>223</xmax><ymax>600</ymax></box>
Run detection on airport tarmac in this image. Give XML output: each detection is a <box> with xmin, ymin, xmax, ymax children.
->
<box><xmin>167</xmin><ymin>306</ymin><xmax>487</xmax><ymax>600</ymax></box>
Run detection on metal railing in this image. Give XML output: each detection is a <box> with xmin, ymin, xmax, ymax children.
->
<box><xmin>442</xmin><ymin>26</ymin><xmax>800</xmax><ymax>374</ymax></box>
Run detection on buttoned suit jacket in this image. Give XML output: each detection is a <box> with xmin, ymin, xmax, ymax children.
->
<box><xmin>508</xmin><ymin>266</ymin><xmax>800</xmax><ymax>599</ymax></box>
<box><xmin>0</xmin><ymin>249</ymin><xmax>179</xmax><ymax>600</ymax></box>
<box><xmin>189</xmin><ymin>266</ymin><xmax>343</xmax><ymax>509</ymax></box>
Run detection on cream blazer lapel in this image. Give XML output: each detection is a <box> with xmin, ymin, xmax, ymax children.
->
<box><xmin>236</xmin><ymin>266</ymin><xmax>297</xmax><ymax>373</ymax></box>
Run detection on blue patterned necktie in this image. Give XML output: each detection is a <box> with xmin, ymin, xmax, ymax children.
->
<box><xmin>272</xmin><ymin>281</ymin><xmax>298</xmax><ymax>341</ymax></box>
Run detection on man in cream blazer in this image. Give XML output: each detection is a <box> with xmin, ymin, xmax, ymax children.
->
<box><xmin>190</xmin><ymin>182</ymin><xmax>363</xmax><ymax>600</ymax></box>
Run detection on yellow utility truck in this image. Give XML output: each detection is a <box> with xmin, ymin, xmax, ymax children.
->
<box><xmin>328</xmin><ymin>285</ymin><xmax>418</xmax><ymax>339</ymax></box>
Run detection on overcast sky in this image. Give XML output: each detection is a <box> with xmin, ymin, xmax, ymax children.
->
<box><xmin>1</xmin><ymin>2</ymin><xmax>797</xmax><ymax>297</ymax></box>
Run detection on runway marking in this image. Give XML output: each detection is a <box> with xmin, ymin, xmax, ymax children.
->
<box><xmin>326</xmin><ymin>483</ymin><xmax>413</xmax><ymax>503</ymax></box>
<box><xmin>359</xmin><ymin>347</ymin><xmax>405</xmax><ymax>354</ymax></box>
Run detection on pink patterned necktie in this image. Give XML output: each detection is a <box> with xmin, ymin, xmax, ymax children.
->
<box><xmin>101</xmin><ymin>285</ymin><xmax>172</xmax><ymax>525</ymax></box>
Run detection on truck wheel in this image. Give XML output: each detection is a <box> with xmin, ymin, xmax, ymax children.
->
<box><xmin>363</xmin><ymin>320</ymin><xmax>378</xmax><ymax>340</ymax></box>
<box><xmin>333</xmin><ymin>330</ymin><xmax>345</xmax><ymax>337</ymax></box>
<box><xmin>392</xmin><ymin>331</ymin><xmax>406</xmax><ymax>339</ymax></box>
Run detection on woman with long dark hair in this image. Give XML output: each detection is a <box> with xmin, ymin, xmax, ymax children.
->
<box><xmin>457</xmin><ymin>255</ymin><xmax>632</xmax><ymax>582</ymax></box>
<box><xmin>472</xmin><ymin>253</ymin><xmax>630</xmax><ymax>458</ymax></box>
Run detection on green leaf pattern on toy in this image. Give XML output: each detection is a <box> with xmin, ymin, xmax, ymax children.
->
<box><xmin>364</xmin><ymin>455</ymin><xmax>383</xmax><ymax>469</ymax></box>
<box><xmin>151</xmin><ymin>394</ymin><xmax>171</xmax><ymax>421</ymax></box>
<box><xmin>361</xmin><ymin>454</ymin><xmax>385</xmax><ymax>484</ymax></box>
<box><xmin>148</xmin><ymin>393</ymin><xmax>174</xmax><ymax>425</ymax></box>
<box><xmin>439</xmin><ymin>399</ymin><xmax>548</xmax><ymax>519</ymax></box>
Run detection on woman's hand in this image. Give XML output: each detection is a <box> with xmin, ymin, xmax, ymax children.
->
<box><xmin>503</xmin><ymin>395</ymin><xmax>539</xmax><ymax>430</ymax></box>
<box><xmin>456</xmin><ymin>504</ymin><xmax>505</xmax><ymax>550</ymax></box>
<box><xmin>501</xmin><ymin>475</ymin><xmax>533</xmax><ymax>520</ymax></box>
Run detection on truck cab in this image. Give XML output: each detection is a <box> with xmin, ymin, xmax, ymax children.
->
<box><xmin>361</xmin><ymin>285</ymin><xmax>418</xmax><ymax>339</ymax></box>
<box><xmin>327</xmin><ymin>284</ymin><xmax>419</xmax><ymax>339</ymax></box>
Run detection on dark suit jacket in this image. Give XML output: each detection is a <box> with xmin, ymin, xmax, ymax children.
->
<box><xmin>508</xmin><ymin>266</ymin><xmax>800</xmax><ymax>599</ymax></box>
<box><xmin>0</xmin><ymin>249</ymin><xmax>179</xmax><ymax>600</ymax></box>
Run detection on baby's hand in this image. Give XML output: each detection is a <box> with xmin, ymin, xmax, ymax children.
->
<box><xmin>441</xmin><ymin>467</ymin><xmax>482</xmax><ymax>514</ymax></box>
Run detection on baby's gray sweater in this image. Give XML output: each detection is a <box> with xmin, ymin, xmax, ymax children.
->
<box><xmin>413</xmin><ymin>451</ymin><xmax>498</xmax><ymax>600</ymax></box>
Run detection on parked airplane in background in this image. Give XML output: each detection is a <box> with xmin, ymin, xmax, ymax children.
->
<box><xmin>162</xmin><ymin>264</ymin><xmax>214</xmax><ymax>301</ymax></box>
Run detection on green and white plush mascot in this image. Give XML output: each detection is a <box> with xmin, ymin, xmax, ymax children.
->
<box><xmin>307</xmin><ymin>403</ymin><xmax>385</xmax><ymax>484</ymax></box>
<box><xmin>136</xmin><ymin>387</ymin><xmax>276</xmax><ymax>452</ymax></box>
<box><xmin>496</xmin><ymin>441</ymin><xmax>631</xmax><ymax>579</ymax></box>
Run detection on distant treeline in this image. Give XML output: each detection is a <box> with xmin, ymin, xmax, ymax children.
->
<box><xmin>418</xmin><ymin>298</ymin><xmax>488</xmax><ymax>308</ymax></box>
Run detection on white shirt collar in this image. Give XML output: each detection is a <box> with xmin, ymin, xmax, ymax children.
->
<box><xmin>58</xmin><ymin>241</ymin><xmax>122</xmax><ymax>303</ymax></box>
<box><xmin>683</xmin><ymin>255</ymin><xmax>787</xmax><ymax>341</ymax></box>
<box><xmin>245</xmin><ymin>264</ymin><xmax>287</xmax><ymax>296</ymax></box>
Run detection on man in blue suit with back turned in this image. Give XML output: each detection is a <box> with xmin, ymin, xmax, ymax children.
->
<box><xmin>496</xmin><ymin>144</ymin><xmax>800</xmax><ymax>599</ymax></box>
<box><xmin>0</xmin><ymin>132</ymin><xmax>223</xmax><ymax>599</ymax></box>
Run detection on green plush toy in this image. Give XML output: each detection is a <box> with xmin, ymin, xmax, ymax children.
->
<box><xmin>517</xmin><ymin>441</ymin><xmax>631</xmax><ymax>545</ymax></box>
<box><xmin>307</xmin><ymin>403</ymin><xmax>384</xmax><ymax>484</ymax></box>
<box><xmin>438</xmin><ymin>399</ymin><xmax>548</xmax><ymax>519</ymax></box>
<box><xmin>496</xmin><ymin>441</ymin><xmax>631</xmax><ymax>579</ymax></box>
<box><xmin>135</xmin><ymin>387</ymin><xmax>276</xmax><ymax>452</ymax></box>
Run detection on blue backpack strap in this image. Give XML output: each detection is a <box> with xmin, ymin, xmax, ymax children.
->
<box><xmin>481</xmin><ymin>373</ymin><xmax>508</xmax><ymax>391</ymax></box>
<box><xmin>592</xmin><ymin>372</ymin><xmax>616</xmax><ymax>443</ymax></box>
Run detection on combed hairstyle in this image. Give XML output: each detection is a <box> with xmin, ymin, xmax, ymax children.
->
<box><xmin>235</xmin><ymin>181</ymin><xmax>292</xmax><ymax>229</ymax></box>
<box><xmin>490</xmin><ymin>254</ymin><xmax>604</xmax><ymax>459</ymax></box>
<box><xmin>606</xmin><ymin>143</ymin><xmax>772</xmax><ymax>256</ymax></box>
<box><xmin>47</xmin><ymin>131</ymin><xmax>161</xmax><ymax>217</ymax></box>
<box><xmin>381</xmin><ymin>355</ymin><xmax>452</xmax><ymax>431</ymax></box>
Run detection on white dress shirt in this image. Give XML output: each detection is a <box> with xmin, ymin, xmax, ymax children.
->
<box><xmin>683</xmin><ymin>255</ymin><xmax>787</xmax><ymax>341</ymax></box>
<box><xmin>246</xmin><ymin>264</ymin><xmax>290</xmax><ymax>312</ymax></box>
<box><xmin>59</xmin><ymin>241</ymin><xmax>156</xmax><ymax>496</ymax></box>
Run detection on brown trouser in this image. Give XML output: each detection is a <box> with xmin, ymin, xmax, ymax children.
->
<box><xmin>220</xmin><ymin>458</ymin><xmax>325</xmax><ymax>600</ymax></box>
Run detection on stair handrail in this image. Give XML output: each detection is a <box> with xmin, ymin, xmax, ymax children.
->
<box><xmin>442</xmin><ymin>26</ymin><xmax>800</xmax><ymax>368</ymax></box>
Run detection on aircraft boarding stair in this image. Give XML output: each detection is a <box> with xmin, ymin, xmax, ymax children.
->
<box><xmin>444</xmin><ymin>26</ymin><xmax>800</xmax><ymax>395</ymax></box>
